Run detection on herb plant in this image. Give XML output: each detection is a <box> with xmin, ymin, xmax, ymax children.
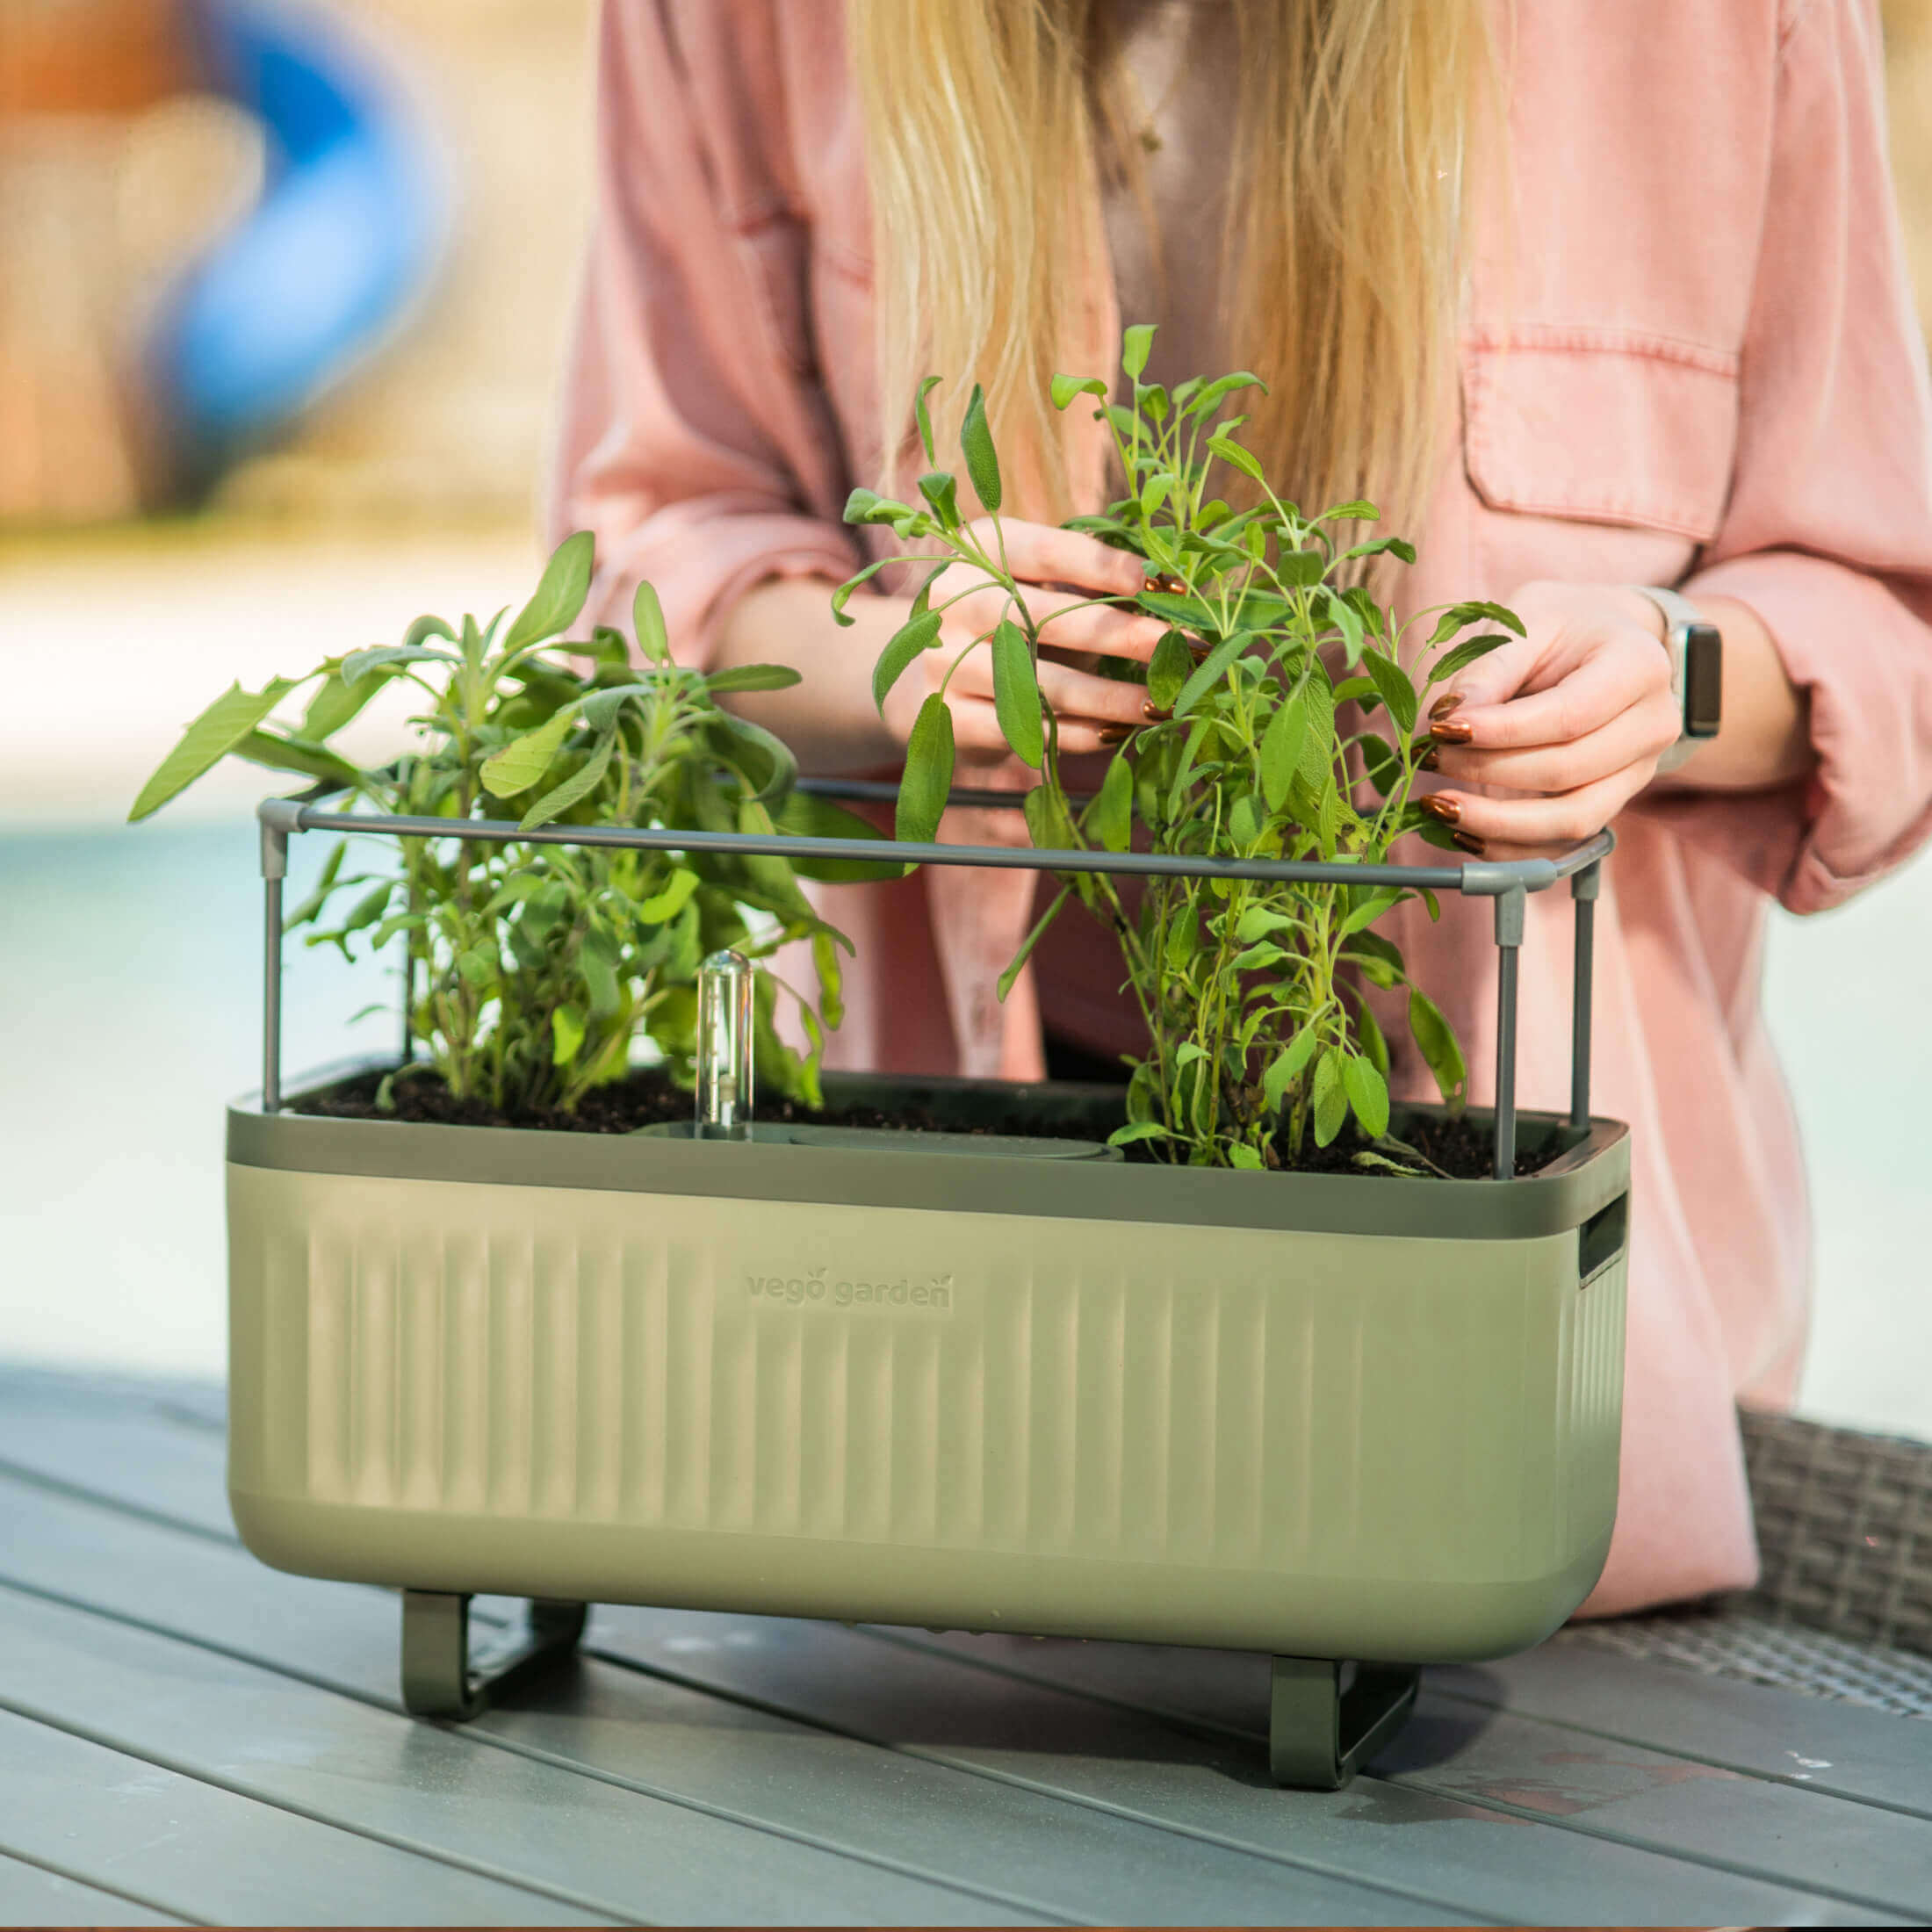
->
<box><xmin>837</xmin><ymin>326</ymin><xmax>1524</xmax><ymax>1170</ymax></box>
<box><xmin>130</xmin><ymin>533</ymin><xmax>869</xmax><ymax>1115</ymax></box>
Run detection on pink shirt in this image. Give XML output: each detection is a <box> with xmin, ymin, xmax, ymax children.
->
<box><xmin>551</xmin><ymin>0</ymin><xmax>1932</xmax><ymax>1615</ymax></box>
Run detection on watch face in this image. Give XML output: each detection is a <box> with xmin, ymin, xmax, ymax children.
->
<box><xmin>1683</xmin><ymin>621</ymin><xmax>1722</xmax><ymax>738</ymax></box>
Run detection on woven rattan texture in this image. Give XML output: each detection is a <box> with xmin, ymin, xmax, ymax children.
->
<box><xmin>1556</xmin><ymin>1606</ymin><xmax>1932</xmax><ymax>1719</ymax></box>
<box><xmin>1739</xmin><ymin>1408</ymin><xmax>1932</xmax><ymax>1657</ymax></box>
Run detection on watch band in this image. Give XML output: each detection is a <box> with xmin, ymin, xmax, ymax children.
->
<box><xmin>1633</xmin><ymin>585</ymin><xmax>1722</xmax><ymax>772</ymax></box>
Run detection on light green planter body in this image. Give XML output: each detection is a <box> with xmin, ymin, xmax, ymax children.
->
<box><xmin>227</xmin><ymin>1067</ymin><xmax>1628</xmax><ymax>1667</ymax></box>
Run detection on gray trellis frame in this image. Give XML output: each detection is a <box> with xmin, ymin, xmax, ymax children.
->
<box><xmin>255</xmin><ymin>785</ymin><xmax>1612</xmax><ymax>1179</ymax></box>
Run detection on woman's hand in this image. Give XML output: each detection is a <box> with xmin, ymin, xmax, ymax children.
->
<box><xmin>1417</xmin><ymin>581</ymin><xmax>1682</xmax><ymax>861</ymax></box>
<box><xmin>886</xmin><ymin>519</ymin><xmax>1167</xmax><ymax>763</ymax></box>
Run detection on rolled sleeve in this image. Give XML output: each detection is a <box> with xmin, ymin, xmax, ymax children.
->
<box><xmin>1665</xmin><ymin>0</ymin><xmax>1932</xmax><ymax>912</ymax></box>
<box><xmin>545</xmin><ymin>0</ymin><xmax>861</xmax><ymax>667</ymax></box>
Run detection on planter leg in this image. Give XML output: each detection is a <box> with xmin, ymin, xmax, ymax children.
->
<box><xmin>1268</xmin><ymin>1657</ymin><xmax>1419</xmax><ymax>1789</ymax></box>
<box><xmin>400</xmin><ymin>1591</ymin><xmax>587</xmax><ymax>1719</ymax></box>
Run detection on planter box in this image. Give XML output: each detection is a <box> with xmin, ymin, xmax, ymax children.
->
<box><xmin>227</xmin><ymin>1062</ymin><xmax>1629</xmax><ymax>1779</ymax></box>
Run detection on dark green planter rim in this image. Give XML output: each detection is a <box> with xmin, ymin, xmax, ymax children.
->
<box><xmin>229</xmin><ymin>1061</ymin><xmax>1629</xmax><ymax>1243</ymax></box>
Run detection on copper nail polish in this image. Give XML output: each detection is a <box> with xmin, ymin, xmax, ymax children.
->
<box><xmin>1419</xmin><ymin>745</ymin><xmax>1440</xmax><ymax>773</ymax></box>
<box><xmin>1143</xmin><ymin>701</ymin><xmax>1171</xmax><ymax>722</ymax></box>
<box><xmin>1430</xmin><ymin>717</ymin><xmax>1475</xmax><ymax>744</ymax></box>
<box><xmin>1420</xmin><ymin>793</ymin><xmax>1462</xmax><ymax>825</ymax></box>
<box><xmin>1149</xmin><ymin>570</ymin><xmax>1186</xmax><ymax>595</ymax></box>
<box><xmin>1428</xmin><ymin>693</ymin><xmax>1465</xmax><ymax>723</ymax></box>
<box><xmin>1097</xmin><ymin>724</ymin><xmax>1134</xmax><ymax>745</ymax></box>
<box><xmin>1452</xmin><ymin>830</ymin><xmax>1486</xmax><ymax>856</ymax></box>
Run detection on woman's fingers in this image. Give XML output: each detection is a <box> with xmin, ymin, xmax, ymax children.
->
<box><xmin>1428</xmin><ymin>688</ymin><xmax>1680</xmax><ymax>792</ymax></box>
<box><xmin>945</xmin><ymin>576</ymin><xmax>1161</xmax><ymax>662</ymax></box>
<box><xmin>950</xmin><ymin>648</ymin><xmax>1147</xmax><ymax>729</ymax></box>
<box><xmin>1422</xmin><ymin>763</ymin><xmax>1647</xmax><ymax>855</ymax></box>
<box><xmin>964</xmin><ymin>517</ymin><xmax>1149</xmax><ymax>599</ymax></box>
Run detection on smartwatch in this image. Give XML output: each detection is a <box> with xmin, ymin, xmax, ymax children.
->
<box><xmin>1633</xmin><ymin>585</ymin><xmax>1722</xmax><ymax>773</ymax></box>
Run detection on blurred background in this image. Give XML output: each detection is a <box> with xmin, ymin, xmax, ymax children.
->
<box><xmin>1</xmin><ymin>0</ymin><xmax>1928</xmax><ymax>1438</ymax></box>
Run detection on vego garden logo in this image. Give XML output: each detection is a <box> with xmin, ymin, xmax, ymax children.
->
<box><xmin>746</xmin><ymin>1265</ymin><xmax>955</xmax><ymax>1314</ymax></box>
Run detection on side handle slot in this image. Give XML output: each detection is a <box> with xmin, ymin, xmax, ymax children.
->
<box><xmin>1578</xmin><ymin>1192</ymin><xmax>1629</xmax><ymax>1289</ymax></box>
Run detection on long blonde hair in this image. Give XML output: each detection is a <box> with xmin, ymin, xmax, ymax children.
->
<box><xmin>849</xmin><ymin>0</ymin><xmax>1491</xmax><ymax>533</ymax></box>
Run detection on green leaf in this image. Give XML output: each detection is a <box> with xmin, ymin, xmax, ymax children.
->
<box><xmin>1359</xmin><ymin>732</ymin><xmax>1402</xmax><ymax>797</ymax></box>
<box><xmin>1344</xmin><ymin>929</ymin><xmax>1408</xmax><ymax>989</ymax></box>
<box><xmin>1228</xmin><ymin>1143</ymin><xmax>1265</xmax><ymax>1171</ymax></box>
<box><xmin>1312</xmin><ymin>1047</ymin><xmax>1348</xmax><ymax>1145</ymax></box>
<box><xmin>1320</xmin><ymin>499</ymin><xmax>1381</xmax><ymax>522</ymax></box>
<box><xmin>1428</xmin><ymin>632</ymin><xmax>1514</xmax><ymax>686</ymax></box>
<box><xmin>1236</xmin><ymin>905</ymin><xmax>1300</xmax><ymax>943</ymax></box>
<box><xmin>897</xmin><ymin>693</ymin><xmax>955</xmax><ymax>843</ymax></box>
<box><xmin>1186</xmin><ymin>371</ymin><xmax>1265</xmax><ymax>417</ymax></box>
<box><xmin>1262</xmin><ymin>1025</ymin><xmax>1320</xmax><ymax>1110</ymax></box>
<box><xmin>1337</xmin><ymin>535</ymin><xmax>1417</xmax><ymax>566</ymax></box>
<box><xmin>1121</xmin><ymin>323</ymin><xmax>1156</xmax><ymax>379</ymax></box>
<box><xmin>1353</xmin><ymin>995</ymin><xmax>1391</xmax><ymax>1077</ymax></box>
<box><xmin>1050</xmin><ymin>372</ymin><xmax>1108</xmax><ymax>411</ymax></box>
<box><xmin>1022</xmin><ymin>782</ymin><xmax>1077</xmax><ymax>853</ymax></box>
<box><xmin>342</xmin><ymin>643</ymin><xmax>456</xmax><ymax>687</ymax></box>
<box><xmin>552</xmin><ymin>1002</ymin><xmax>586</xmax><ymax>1066</ymax></box>
<box><xmin>579</xmin><ymin>927</ymin><xmax>620</xmax><ymax>1018</ymax></box>
<box><xmin>998</xmin><ymin>884</ymin><xmax>1071</xmax><ymax>1002</ymax></box>
<box><xmin>502</xmin><ymin>531</ymin><xmax>595</xmax><ymax>656</ymax></box>
<box><xmin>1337</xmin><ymin>887</ymin><xmax>1402</xmax><ymax>941</ymax></box>
<box><xmin>1146</xmin><ymin>631</ymin><xmax>1194</xmax><ymax>711</ymax></box>
<box><xmin>282</xmin><ymin>840</ymin><xmax>347</xmax><ymax>929</ymax></box>
<box><xmin>960</xmin><ymin>383</ymin><xmax>1002</xmax><ymax>513</ymax></box>
<box><xmin>1341</xmin><ymin>1053</ymin><xmax>1390</xmax><ymax>1137</ymax></box>
<box><xmin>1107</xmin><ymin>1120</ymin><xmax>1171</xmax><ymax>1148</ymax></box>
<box><xmin>830</xmin><ymin>556</ymin><xmax>893</xmax><ymax>626</ymax></box>
<box><xmin>1361</xmin><ymin>647</ymin><xmax>1417</xmax><ymax>734</ymax></box>
<box><xmin>232</xmin><ymin>729</ymin><xmax>361</xmax><ymax>793</ymax></box>
<box><xmin>918</xmin><ymin>469</ymin><xmax>961</xmax><ymax>530</ymax></box>
<box><xmin>638</xmin><ymin>866</ymin><xmax>700</xmax><ymax>921</ymax></box>
<box><xmin>1258</xmin><ymin>690</ymin><xmax>1307</xmax><ymax>812</ymax></box>
<box><xmin>633</xmin><ymin>580</ymin><xmax>670</xmax><ymax>664</ymax></box>
<box><xmin>870</xmin><ymin>609</ymin><xmax>943</xmax><ymax>714</ymax></box>
<box><xmin>1092</xmin><ymin>749</ymin><xmax>1133</xmax><ymax>852</ymax></box>
<box><xmin>299</xmin><ymin>667</ymin><xmax>387</xmax><ymax>742</ymax></box>
<box><xmin>705</xmin><ymin>662</ymin><xmax>802</xmax><ymax>695</ymax></box>
<box><xmin>342</xmin><ymin>880</ymin><xmax>393</xmax><ymax>935</ymax></box>
<box><xmin>519</xmin><ymin>728</ymin><xmax>616</xmax><ymax>832</ymax></box>
<box><xmin>1229</xmin><ymin>792</ymin><xmax>1264</xmax><ymax>847</ymax></box>
<box><xmin>1429</xmin><ymin>599</ymin><xmax>1526</xmax><ymax>646</ymax></box>
<box><xmin>403</xmin><ymin>613</ymin><xmax>457</xmax><ymax>649</ymax></box>
<box><xmin>1409</xmin><ymin>988</ymin><xmax>1468</xmax><ymax>1108</ymax></box>
<box><xmin>709</xmin><ymin>709</ymin><xmax>798</xmax><ymax>805</ymax></box>
<box><xmin>914</xmin><ymin>374</ymin><xmax>942</xmax><ymax>464</ymax></box>
<box><xmin>456</xmin><ymin>944</ymin><xmax>497</xmax><ymax>988</ymax></box>
<box><xmin>479</xmin><ymin>706</ymin><xmax>576</xmax><ymax>797</ymax></box>
<box><xmin>991</xmin><ymin>618</ymin><xmax>1043</xmax><ymax>768</ymax></box>
<box><xmin>128</xmin><ymin>677</ymin><xmax>299</xmax><ymax>821</ymax></box>
<box><xmin>775</xmin><ymin>789</ymin><xmax>906</xmax><ymax>882</ymax></box>
<box><xmin>1172</xmin><ymin>630</ymin><xmax>1252</xmax><ymax>718</ymax></box>
<box><xmin>1275</xmin><ymin>547</ymin><xmax>1326</xmax><ymax>589</ymax></box>
<box><xmin>1208</xmin><ymin>435</ymin><xmax>1264</xmax><ymax>484</ymax></box>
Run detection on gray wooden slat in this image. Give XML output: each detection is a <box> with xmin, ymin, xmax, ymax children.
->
<box><xmin>0</xmin><ymin>1848</ymin><xmax>185</xmax><ymax>1927</ymax></box>
<box><xmin>0</xmin><ymin>1476</ymin><xmax>1450</xmax><ymax>1929</ymax></box>
<box><xmin>876</xmin><ymin>1624</ymin><xmax>1932</xmax><ymax>1921</ymax></box>
<box><xmin>0</xmin><ymin>1391</ymin><xmax>234</xmax><ymax>1541</ymax></box>
<box><xmin>1433</xmin><ymin>1646</ymin><xmax>1932</xmax><ymax>1818</ymax></box>
<box><xmin>587</xmin><ymin>1607</ymin><xmax>1894</xmax><ymax>1928</ymax></box>
<box><xmin>0</xmin><ymin>1586</ymin><xmax>1014</xmax><ymax>1928</ymax></box>
<box><xmin>0</xmin><ymin>1705</ymin><xmax>609</xmax><ymax>1928</ymax></box>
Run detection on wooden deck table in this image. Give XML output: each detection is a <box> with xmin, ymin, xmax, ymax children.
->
<box><xmin>1</xmin><ymin>1364</ymin><xmax>1927</xmax><ymax>1928</ymax></box>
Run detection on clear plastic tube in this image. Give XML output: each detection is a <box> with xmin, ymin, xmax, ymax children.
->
<box><xmin>696</xmin><ymin>948</ymin><xmax>754</xmax><ymax>1139</ymax></box>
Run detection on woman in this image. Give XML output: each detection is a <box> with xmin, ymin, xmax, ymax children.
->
<box><xmin>551</xmin><ymin>0</ymin><xmax>1932</xmax><ymax>1613</ymax></box>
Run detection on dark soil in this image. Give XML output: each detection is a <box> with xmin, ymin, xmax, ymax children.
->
<box><xmin>294</xmin><ymin>1069</ymin><xmax>1553</xmax><ymax>1179</ymax></box>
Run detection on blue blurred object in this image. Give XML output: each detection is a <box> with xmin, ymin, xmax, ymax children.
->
<box><xmin>149</xmin><ymin>0</ymin><xmax>439</xmax><ymax>489</ymax></box>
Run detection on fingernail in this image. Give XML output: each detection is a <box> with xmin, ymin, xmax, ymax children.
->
<box><xmin>1186</xmin><ymin>637</ymin><xmax>1212</xmax><ymax>661</ymax></box>
<box><xmin>1148</xmin><ymin>571</ymin><xmax>1186</xmax><ymax>595</ymax></box>
<box><xmin>1430</xmin><ymin>717</ymin><xmax>1475</xmax><ymax>744</ymax></box>
<box><xmin>1142</xmin><ymin>702</ymin><xmax>1171</xmax><ymax>721</ymax></box>
<box><xmin>1420</xmin><ymin>793</ymin><xmax>1462</xmax><ymax>825</ymax></box>
<box><xmin>1429</xmin><ymin>693</ymin><xmax>1465</xmax><ymax>723</ymax></box>
<box><xmin>1419</xmin><ymin>745</ymin><xmax>1440</xmax><ymax>773</ymax></box>
<box><xmin>1452</xmin><ymin>830</ymin><xmax>1486</xmax><ymax>857</ymax></box>
<box><xmin>1097</xmin><ymin>724</ymin><xmax>1136</xmax><ymax>745</ymax></box>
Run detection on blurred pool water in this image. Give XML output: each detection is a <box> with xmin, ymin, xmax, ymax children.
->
<box><xmin>1</xmin><ymin>817</ymin><xmax>1927</xmax><ymax>1437</ymax></box>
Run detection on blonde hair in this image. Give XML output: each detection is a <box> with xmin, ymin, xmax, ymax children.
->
<box><xmin>849</xmin><ymin>0</ymin><xmax>1491</xmax><ymax>535</ymax></box>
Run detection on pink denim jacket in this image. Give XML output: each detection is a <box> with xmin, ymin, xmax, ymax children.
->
<box><xmin>551</xmin><ymin>0</ymin><xmax>1932</xmax><ymax>1614</ymax></box>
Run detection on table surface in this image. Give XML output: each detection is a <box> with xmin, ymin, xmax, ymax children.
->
<box><xmin>1</xmin><ymin>1364</ymin><xmax>1928</xmax><ymax>1928</ymax></box>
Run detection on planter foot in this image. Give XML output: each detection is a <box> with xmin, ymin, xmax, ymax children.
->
<box><xmin>1268</xmin><ymin>1657</ymin><xmax>1419</xmax><ymax>1788</ymax></box>
<box><xmin>400</xmin><ymin>1590</ymin><xmax>587</xmax><ymax>1719</ymax></box>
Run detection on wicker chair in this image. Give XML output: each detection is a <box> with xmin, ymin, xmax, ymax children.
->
<box><xmin>1556</xmin><ymin>1409</ymin><xmax>1932</xmax><ymax>1717</ymax></box>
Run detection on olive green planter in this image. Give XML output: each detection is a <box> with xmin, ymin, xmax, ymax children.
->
<box><xmin>227</xmin><ymin>1063</ymin><xmax>1628</xmax><ymax>1785</ymax></box>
